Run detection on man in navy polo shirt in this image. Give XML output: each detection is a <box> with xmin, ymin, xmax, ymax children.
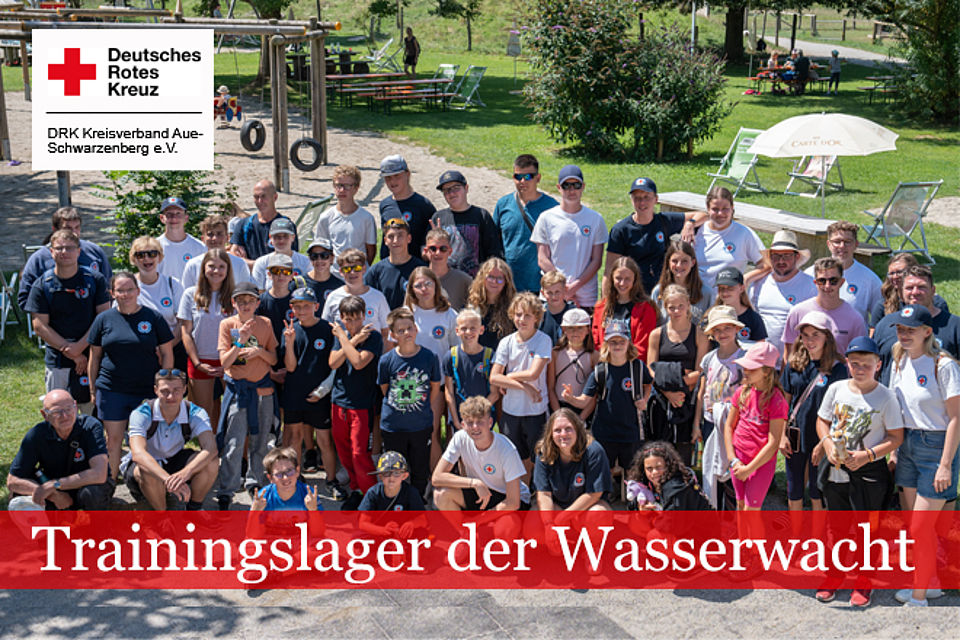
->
<box><xmin>231</xmin><ymin>179</ymin><xmax>299</xmax><ymax>267</ymax></box>
<box><xmin>378</xmin><ymin>154</ymin><xmax>436</xmax><ymax>260</ymax></box>
<box><xmin>7</xmin><ymin>390</ymin><xmax>112</xmax><ymax>510</ymax></box>
<box><xmin>605</xmin><ymin>177</ymin><xmax>705</xmax><ymax>294</ymax></box>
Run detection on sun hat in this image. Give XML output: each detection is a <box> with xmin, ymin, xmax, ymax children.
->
<box><xmin>733</xmin><ymin>340</ymin><xmax>780</xmax><ymax>370</ymax></box>
<box><xmin>561</xmin><ymin>308</ymin><xmax>591</xmax><ymax>327</ymax></box>
<box><xmin>763</xmin><ymin>229</ymin><xmax>812</xmax><ymax>269</ymax></box>
<box><xmin>703</xmin><ymin>305</ymin><xmax>745</xmax><ymax>334</ymax></box>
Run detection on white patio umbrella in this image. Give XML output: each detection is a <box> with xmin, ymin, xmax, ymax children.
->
<box><xmin>747</xmin><ymin>112</ymin><xmax>899</xmax><ymax>216</ymax></box>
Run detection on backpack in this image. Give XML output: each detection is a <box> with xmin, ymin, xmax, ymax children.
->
<box><xmin>141</xmin><ymin>401</ymin><xmax>195</xmax><ymax>446</ymax></box>
<box><xmin>39</xmin><ymin>266</ymin><xmax>97</xmax><ymax>308</ymax></box>
<box><xmin>450</xmin><ymin>345</ymin><xmax>493</xmax><ymax>401</ymax></box>
<box><xmin>593</xmin><ymin>359</ymin><xmax>644</xmax><ymax>403</ymax></box>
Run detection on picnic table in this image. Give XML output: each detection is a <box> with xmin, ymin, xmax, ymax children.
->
<box><xmin>328</xmin><ymin>72</ymin><xmax>407</xmax><ymax>106</ymax></box>
<box><xmin>860</xmin><ymin>75</ymin><xmax>898</xmax><ymax>104</ymax></box>
<box><xmin>362</xmin><ymin>77</ymin><xmax>456</xmax><ymax>113</ymax></box>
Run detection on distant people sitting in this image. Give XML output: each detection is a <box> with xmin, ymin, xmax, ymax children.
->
<box><xmin>431</xmin><ymin>170</ymin><xmax>504</xmax><ymax>277</ymax></box>
<box><xmin>231</xmin><ymin>179</ymin><xmax>299</xmax><ymax>266</ymax></box>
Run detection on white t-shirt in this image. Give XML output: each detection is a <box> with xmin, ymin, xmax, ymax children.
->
<box><xmin>321</xmin><ymin>285</ymin><xmax>390</xmax><ymax>331</ymax></box>
<box><xmin>699</xmin><ymin>347</ymin><xmax>745</xmax><ymax>424</ymax></box>
<box><xmin>251</xmin><ymin>251</ymin><xmax>312</xmax><ymax>289</ymax></box>
<box><xmin>413</xmin><ymin>306</ymin><xmax>459</xmax><ymax>363</ymax></box>
<box><xmin>890</xmin><ymin>354</ymin><xmax>960</xmax><ymax>431</ymax></box>
<box><xmin>313</xmin><ymin>204</ymin><xmax>377</xmax><ymax>261</ymax></box>
<box><xmin>695</xmin><ymin>222</ymin><xmax>764</xmax><ymax>288</ymax></box>
<box><xmin>805</xmin><ymin>260</ymin><xmax>882</xmax><ymax>324</ymax></box>
<box><xmin>441</xmin><ymin>430</ymin><xmax>531</xmax><ymax>502</ymax></box>
<box><xmin>176</xmin><ymin>287</ymin><xmax>230</xmax><ymax>360</ymax></box>
<box><xmin>157</xmin><ymin>233</ymin><xmax>207</xmax><ymax>282</ymax></box>
<box><xmin>817</xmin><ymin>380</ymin><xmax>903</xmax><ymax>483</ymax></box>
<box><xmin>493</xmin><ymin>330</ymin><xmax>552</xmax><ymax>416</ymax></box>
<box><xmin>530</xmin><ymin>205</ymin><xmax>608</xmax><ymax>307</ymax></box>
<box><xmin>181</xmin><ymin>251</ymin><xmax>253</xmax><ymax>289</ymax></box>
<box><xmin>749</xmin><ymin>271</ymin><xmax>818</xmax><ymax>352</ymax></box>
<box><xmin>138</xmin><ymin>274</ymin><xmax>184</xmax><ymax>334</ymax></box>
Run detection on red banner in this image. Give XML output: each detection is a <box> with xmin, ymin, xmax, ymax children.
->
<box><xmin>1</xmin><ymin>511</ymin><xmax>956</xmax><ymax>590</ymax></box>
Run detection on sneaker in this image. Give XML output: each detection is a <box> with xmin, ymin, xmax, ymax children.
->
<box><xmin>302</xmin><ymin>448</ymin><xmax>319</xmax><ymax>473</ymax></box>
<box><xmin>217</xmin><ymin>495</ymin><xmax>232</xmax><ymax>511</ymax></box>
<box><xmin>815</xmin><ymin>589</ymin><xmax>837</xmax><ymax>603</ymax></box>
<box><xmin>896</xmin><ymin>588</ymin><xmax>942</xmax><ymax>603</ymax></box>
<box><xmin>325</xmin><ymin>480</ymin><xmax>347</xmax><ymax>501</ymax></box>
<box><xmin>341</xmin><ymin>490</ymin><xmax>363</xmax><ymax>511</ymax></box>
<box><xmin>903</xmin><ymin>597</ymin><xmax>928</xmax><ymax>607</ymax></box>
<box><xmin>849</xmin><ymin>589</ymin><xmax>872</xmax><ymax>608</ymax></box>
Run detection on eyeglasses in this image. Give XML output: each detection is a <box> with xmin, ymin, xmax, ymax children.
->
<box><xmin>441</xmin><ymin>185</ymin><xmax>464</xmax><ymax>196</ymax></box>
<box><xmin>828</xmin><ymin>237</ymin><xmax>855</xmax><ymax>247</ymax></box>
<box><xmin>43</xmin><ymin>405</ymin><xmax>76</xmax><ymax>418</ymax></box>
<box><xmin>134</xmin><ymin>250</ymin><xmax>160</xmax><ymax>259</ymax></box>
<box><xmin>513</xmin><ymin>172</ymin><xmax>537</xmax><ymax>182</ymax></box>
<box><xmin>51</xmin><ymin>245</ymin><xmax>80</xmax><ymax>253</ymax></box>
<box><xmin>560</xmin><ymin>181</ymin><xmax>583</xmax><ymax>191</ymax></box>
<box><xmin>333</xmin><ymin>182</ymin><xmax>357</xmax><ymax>190</ymax></box>
<box><xmin>425</xmin><ymin>245</ymin><xmax>450</xmax><ymax>254</ymax></box>
<box><xmin>156</xmin><ymin>368</ymin><xmax>187</xmax><ymax>381</ymax></box>
<box><xmin>309</xmin><ymin>251</ymin><xmax>333</xmax><ymax>261</ymax></box>
<box><xmin>815</xmin><ymin>276</ymin><xmax>841</xmax><ymax>286</ymax></box>
<box><xmin>341</xmin><ymin>264</ymin><xmax>364</xmax><ymax>274</ymax></box>
<box><xmin>887</xmin><ymin>269</ymin><xmax>906</xmax><ymax>279</ymax></box>
<box><xmin>272</xmin><ymin>468</ymin><xmax>298</xmax><ymax>480</ymax></box>
<box><xmin>268</xmin><ymin>267</ymin><xmax>293</xmax><ymax>276</ymax></box>
<box><xmin>486</xmin><ymin>275</ymin><xmax>505</xmax><ymax>285</ymax></box>
<box><xmin>412</xmin><ymin>280</ymin><xmax>435</xmax><ymax>289</ymax></box>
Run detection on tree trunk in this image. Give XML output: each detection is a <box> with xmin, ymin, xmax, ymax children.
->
<box><xmin>467</xmin><ymin>16</ymin><xmax>473</xmax><ymax>51</ymax></box>
<box><xmin>724</xmin><ymin>2</ymin><xmax>746</xmax><ymax>62</ymax></box>
<box><xmin>257</xmin><ymin>36</ymin><xmax>270</xmax><ymax>84</ymax></box>
<box><xmin>656</xmin><ymin>136</ymin><xmax>663</xmax><ymax>161</ymax></box>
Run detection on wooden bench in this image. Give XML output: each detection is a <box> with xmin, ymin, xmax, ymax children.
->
<box><xmin>657</xmin><ymin>191</ymin><xmax>890</xmax><ymax>267</ymax></box>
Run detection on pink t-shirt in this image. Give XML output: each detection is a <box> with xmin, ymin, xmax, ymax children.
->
<box><xmin>731</xmin><ymin>385</ymin><xmax>789</xmax><ymax>458</ymax></box>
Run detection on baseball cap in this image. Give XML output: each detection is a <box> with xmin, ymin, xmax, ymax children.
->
<box><xmin>231</xmin><ymin>282</ymin><xmax>260</xmax><ymax>299</ymax></box>
<box><xmin>436</xmin><ymin>170</ymin><xmax>467</xmax><ymax>190</ymax></box>
<box><xmin>629</xmin><ymin>177</ymin><xmax>657</xmax><ymax>195</ymax></box>
<box><xmin>733</xmin><ymin>341</ymin><xmax>780</xmax><ymax>370</ymax></box>
<box><xmin>370</xmin><ymin>451</ymin><xmax>409</xmax><ymax>475</ymax></box>
<box><xmin>716</xmin><ymin>267</ymin><xmax>744</xmax><ymax>287</ymax></box>
<box><xmin>307</xmin><ymin>237</ymin><xmax>333</xmax><ymax>252</ymax></box>
<box><xmin>561</xmin><ymin>308</ymin><xmax>591</xmax><ymax>327</ymax></box>
<box><xmin>269</xmin><ymin>218</ymin><xmax>297</xmax><ymax>237</ymax></box>
<box><xmin>557</xmin><ymin>165</ymin><xmax>584</xmax><ymax>185</ymax></box>
<box><xmin>380</xmin><ymin>154</ymin><xmax>408</xmax><ymax>177</ymax></box>
<box><xmin>604</xmin><ymin>321</ymin><xmax>631</xmax><ymax>341</ymax></box>
<box><xmin>893</xmin><ymin>304</ymin><xmax>933</xmax><ymax>328</ymax></box>
<box><xmin>703</xmin><ymin>305</ymin><xmax>744</xmax><ymax>334</ymax></box>
<box><xmin>845</xmin><ymin>336</ymin><xmax>880</xmax><ymax>356</ymax></box>
<box><xmin>266</xmin><ymin>252</ymin><xmax>294</xmax><ymax>269</ymax></box>
<box><xmin>160</xmin><ymin>196</ymin><xmax>186</xmax><ymax>213</ymax></box>
<box><xmin>290</xmin><ymin>287</ymin><xmax>317</xmax><ymax>302</ymax></box>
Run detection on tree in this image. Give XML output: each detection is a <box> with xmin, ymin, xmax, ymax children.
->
<box><xmin>430</xmin><ymin>0</ymin><xmax>483</xmax><ymax>51</ymax></box>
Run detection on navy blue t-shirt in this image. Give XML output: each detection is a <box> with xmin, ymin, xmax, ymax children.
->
<box><xmin>540</xmin><ymin>301</ymin><xmax>576</xmax><ymax>345</ymax></box>
<box><xmin>736</xmin><ymin>308</ymin><xmax>768</xmax><ymax>343</ymax></box>
<box><xmin>869</xmin><ymin>294</ymin><xmax>950</xmax><ymax>329</ymax></box>
<box><xmin>25</xmin><ymin>268</ymin><xmax>110</xmax><ymax>368</ymax></box>
<box><xmin>257</xmin><ymin>291</ymin><xmax>295</xmax><ymax>346</ymax></box>
<box><xmin>87</xmin><ymin>307</ymin><xmax>174</xmax><ymax>397</ymax></box>
<box><xmin>230</xmin><ymin>214</ymin><xmax>299</xmax><ymax>262</ymax></box>
<box><xmin>780</xmin><ymin>359</ymin><xmax>848</xmax><ymax>452</ymax></box>
<box><xmin>379</xmin><ymin>192</ymin><xmax>436</xmax><ymax>260</ymax></box>
<box><xmin>281</xmin><ymin>320</ymin><xmax>334</xmax><ymax>411</ymax></box>
<box><xmin>303</xmin><ymin>273</ymin><xmax>344</xmax><ymax>316</ymax></box>
<box><xmin>358</xmin><ymin>481</ymin><xmax>426</xmax><ymax>511</ymax></box>
<box><xmin>331</xmin><ymin>330</ymin><xmax>383</xmax><ymax>410</ymax></box>
<box><xmin>583</xmin><ymin>361</ymin><xmax>651</xmax><ymax>443</ymax></box>
<box><xmin>10</xmin><ymin>415</ymin><xmax>107</xmax><ymax>481</ymax></box>
<box><xmin>377</xmin><ymin>347</ymin><xmax>441</xmax><ymax>433</ymax></box>
<box><xmin>874</xmin><ymin>309</ymin><xmax>960</xmax><ymax>384</ymax></box>
<box><xmin>533</xmin><ymin>440</ymin><xmax>612</xmax><ymax>509</ymax></box>
<box><xmin>441</xmin><ymin>346</ymin><xmax>493</xmax><ymax>413</ymax></box>
<box><xmin>363</xmin><ymin>256</ymin><xmax>426</xmax><ymax>310</ymax></box>
<box><xmin>607</xmin><ymin>212</ymin><xmax>686</xmax><ymax>294</ymax></box>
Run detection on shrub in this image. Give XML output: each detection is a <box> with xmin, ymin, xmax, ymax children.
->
<box><xmin>522</xmin><ymin>0</ymin><xmax>731</xmax><ymax>161</ymax></box>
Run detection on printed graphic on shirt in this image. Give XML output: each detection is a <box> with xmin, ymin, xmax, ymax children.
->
<box><xmin>483</xmin><ymin>463</ymin><xmax>496</xmax><ymax>474</ymax></box>
<box><xmin>573</xmin><ymin>472</ymin><xmax>585</xmax><ymax>487</ymax></box>
<box><xmin>724</xmin><ymin>242</ymin><xmax>736</xmax><ymax>253</ymax></box>
<box><xmin>829</xmin><ymin>403</ymin><xmax>878</xmax><ymax>451</ymax></box>
<box><xmin>313</xmin><ymin>338</ymin><xmax>326</xmax><ymax>351</ymax></box>
<box><xmin>137</xmin><ymin>321</ymin><xmax>152</xmax><ymax>334</ymax></box>
<box><xmin>386</xmin><ymin>367</ymin><xmax>431</xmax><ymax>413</ymax></box>
<box><xmin>917</xmin><ymin>374</ymin><xmax>928</xmax><ymax>387</ymax></box>
<box><xmin>230</xmin><ymin>329</ymin><xmax>261</xmax><ymax>366</ymax></box>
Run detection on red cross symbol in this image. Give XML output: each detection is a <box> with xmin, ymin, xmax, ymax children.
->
<box><xmin>48</xmin><ymin>48</ymin><xmax>96</xmax><ymax>96</ymax></box>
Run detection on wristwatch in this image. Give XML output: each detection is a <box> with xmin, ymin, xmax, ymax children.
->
<box><xmin>53</xmin><ymin>479</ymin><xmax>62</xmax><ymax>489</ymax></box>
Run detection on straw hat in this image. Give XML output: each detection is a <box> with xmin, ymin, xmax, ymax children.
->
<box><xmin>763</xmin><ymin>229</ymin><xmax>812</xmax><ymax>268</ymax></box>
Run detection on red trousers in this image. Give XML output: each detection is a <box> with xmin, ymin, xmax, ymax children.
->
<box><xmin>331</xmin><ymin>404</ymin><xmax>376</xmax><ymax>492</ymax></box>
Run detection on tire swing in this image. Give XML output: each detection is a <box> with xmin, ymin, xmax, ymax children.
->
<box><xmin>288</xmin><ymin>77</ymin><xmax>323</xmax><ymax>172</ymax></box>
<box><xmin>241</xmin><ymin>120</ymin><xmax>266</xmax><ymax>152</ymax></box>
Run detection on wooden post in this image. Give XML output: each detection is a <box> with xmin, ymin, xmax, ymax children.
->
<box><xmin>0</xmin><ymin>62</ymin><xmax>11</xmax><ymax>161</ymax></box>
<box><xmin>56</xmin><ymin>171</ymin><xmax>72</xmax><ymax>206</ymax></box>
<box><xmin>277</xmin><ymin>43</ymin><xmax>289</xmax><ymax>193</ymax></box>
<box><xmin>20</xmin><ymin>40</ymin><xmax>30</xmax><ymax>101</ymax></box>
<box><xmin>790</xmin><ymin>13</ymin><xmax>797</xmax><ymax>52</ymax></box>
<box><xmin>310</xmin><ymin>29</ymin><xmax>327</xmax><ymax>164</ymax></box>
<box><xmin>842</xmin><ymin>19</ymin><xmax>846</xmax><ymax>41</ymax></box>
<box><xmin>270</xmin><ymin>42</ymin><xmax>281</xmax><ymax>189</ymax></box>
<box><xmin>775</xmin><ymin>11</ymin><xmax>780</xmax><ymax>47</ymax></box>
<box><xmin>809</xmin><ymin>15</ymin><xmax>817</xmax><ymax>36</ymax></box>
<box><xmin>761</xmin><ymin>10</ymin><xmax>767</xmax><ymax>39</ymax></box>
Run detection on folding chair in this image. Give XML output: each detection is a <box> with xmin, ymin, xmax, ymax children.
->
<box><xmin>1</xmin><ymin>270</ymin><xmax>23</xmax><ymax>343</ymax></box>
<box><xmin>447</xmin><ymin>65</ymin><xmax>486</xmax><ymax>110</ymax></box>
<box><xmin>861</xmin><ymin>180</ymin><xmax>942</xmax><ymax>264</ymax></box>
<box><xmin>707</xmin><ymin>127</ymin><xmax>767</xmax><ymax>197</ymax></box>
<box><xmin>294</xmin><ymin>195</ymin><xmax>335</xmax><ymax>247</ymax></box>
<box><xmin>784</xmin><ymin>155</ymin><xmax>844</xmax><ymax>198</ymax></box>
<box><xmin>433</xmin><ymin>63</ymin><xmax>460</xmax><ymax>84</ymax></box>
<box><xmin>363</xmin><ymin>38</ymin><xmax>401</xmax><ymax>73</ymax></box>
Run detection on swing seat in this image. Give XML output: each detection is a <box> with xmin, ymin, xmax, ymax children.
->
<box><xmin>214</xmin><ymin>96</ymin><xmax>242</xmax><ymax>121</ymax></box>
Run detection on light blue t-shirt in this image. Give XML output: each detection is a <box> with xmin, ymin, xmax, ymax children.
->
<box><xmin>492</xmin><ymin>191</ymin><xmax>558</xmax><ymax>293</ymax></box>
<box><xmin>260</xmin><ymin>481</ymin><xmax>320</xmax><ymax>511</ymax></box>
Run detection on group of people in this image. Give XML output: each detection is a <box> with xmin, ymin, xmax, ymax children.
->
<box><xmin>8</xmin><ymin>152</ymin><xmax>958</xmax><ymax>606</ymax></box>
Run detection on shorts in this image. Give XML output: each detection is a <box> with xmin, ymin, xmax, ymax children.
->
<box><xmin>461</xmin><ymin>487</ymin><xmax>531</xmax><ymax>511</ymax></box>
<box><xmin>188</xmin><ymin>358</ymin><xmax>221</xmax><ymax>381</ymax></box>
<box><xmin>285</xmin><ymin>398</ymin><xmax>332</xmax><ymax>430</ymax></box>
<box><xmin>96</xmin><ymin>389</ymin><xmax>148</xmax><ymax>421</ymax></box>
<box><xmin>500</xmin><ymin>412</ymin><xmax>546</xmax><ymax>461</ymax></box>
<box><xmin>599</xmin><ymin>439</ymin><xmax>640</xmax><ymax>470</ymax></box>
<box><xmin>732</xmin><ymin>446</ymin><xmax>776</xmax><ymax>508</ymax></box>
<box><xmin>896</xmin><ymin>429</ymin><xmax>960</xmax><ymax>501</ymax></box>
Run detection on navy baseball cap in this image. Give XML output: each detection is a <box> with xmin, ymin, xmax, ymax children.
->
<box><xmin>629</xmin><ymin>177</ymin><xmax>657</xmax><ymax>194</ymax></box>
<box><xmin>160</xmin><ymin>196</ymin><xmax>186</xmax><ymax>212</ymax></box>
<box><xmin>845</xmin><ymin>336</ymin><xmax>880</xmax><ymax>356</ymax></box>
<box><xmin>290</xmin><ymin>287</ymin><xmax>317</xmax><ymax>302</ymax></box>
<box><xmin>437</xmin><ymin>170</ymin><xmax>467</xmax><ymax>190</ymax></box>
<box><xmin>557</xmin><ymin>165</ymin><xmax>584</xmax><ymax>184</ymax></box>
<box><xmin>894</xmin><ymin>304</ymin><xmax>933</xmax><ymax>328</ymax></box>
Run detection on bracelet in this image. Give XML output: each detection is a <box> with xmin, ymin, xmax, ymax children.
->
<box><xmin>233</xmin><ymin>340</ymin><xmax>244</xmax><ymax>348</ymax></box>
<box><xmin>867</xmin><ymin>448</ymin><xmax>876</xmax><ymax>462</ymax></box>
<box><xmin>728</xmin><ymin>458</ymin><xmax>740</xmax><ymax>470</ymax></box>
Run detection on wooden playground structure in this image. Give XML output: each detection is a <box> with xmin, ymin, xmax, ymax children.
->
<box><xmin>0</xmin><ymin>1</ymin><xmax>341</xmax><ymax>195</ymax></box>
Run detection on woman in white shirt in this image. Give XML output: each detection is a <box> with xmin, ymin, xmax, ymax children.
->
<box><xmin>694</xmin><ymin>186</ymin><xmax>764</xmax><ymax>289</ymax></box>
<box><xmin>130</xmin><ymin>236</ymin><xmax>186</xmax><ymax>369</ymax></box>
<box><xmin>889</xmin><ymin>304</ymin><xmax>960</xmax><ymax>607</ymax></box>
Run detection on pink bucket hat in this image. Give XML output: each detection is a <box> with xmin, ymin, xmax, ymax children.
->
<box><xmin>733</xmin><ymin>340</ymin><xmax>780</xmax><ymax>370</ymax></box>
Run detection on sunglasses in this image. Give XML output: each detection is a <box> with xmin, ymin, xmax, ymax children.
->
<box><xmin>425</xmin><ymin>245</ymin><xmax>450</xmax><ymax>254</ymax></box>
<box><xmin>156</xmin><ymin>368</ymin><xmax>187</xmax><ymax>381</ymax></box>
<box><xmin>134</xmin><ymin>250</ymin><xmax>160</xmax><ymax>259</ymax></box>
<box><xmin>815</xmin><ymin>276</ymin><xmax>841</xmax><ymax>286</ymax></box>
<box><xmin>341</xmin><ymin>264</ymin><xmax>364</xmax><ymax>274</ymax></box>
<box><xmin>268</xmin><ymin>267</ymin><xmax>293</xmax><ymax>276</ymax></box>
<box><xmin>309</xmin><ymin>251</ymin><xmax>333</xmax><ymax>261</ymax></box>
<box><xmin>272</xmin><ymin>468</ymin><xmax>298</xmax><ymax>480</ymax></box>
<box><xmin>560</xmin><ymin>181</ymin><xmax>583</xmax><ymax>191</ymax></box>
<box><xmin>513</xmin><ymin>172</ymin><xmax>537</xmax><ymax>182</ymax></box>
